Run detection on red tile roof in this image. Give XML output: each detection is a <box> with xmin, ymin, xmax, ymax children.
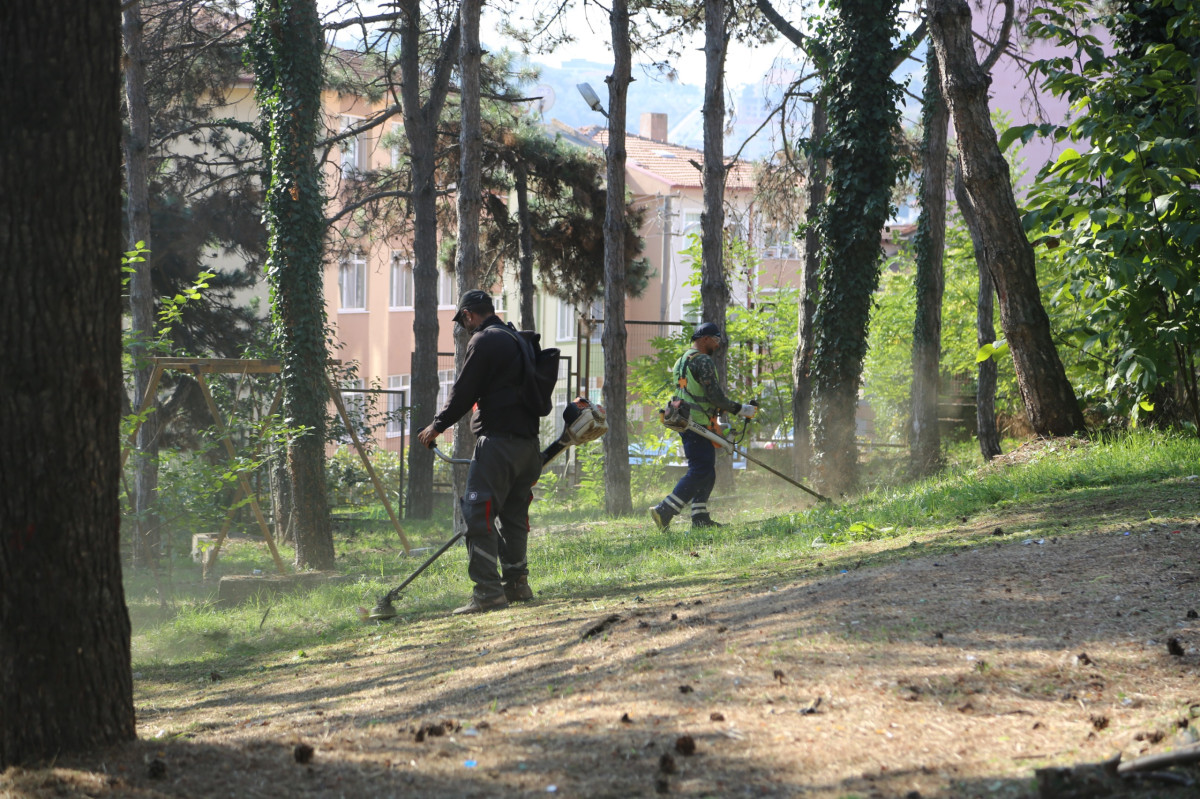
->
<box><xmin>590</xmin><ymin>129</ymin><xmax>755</xmax><ymax>190</ymax></box>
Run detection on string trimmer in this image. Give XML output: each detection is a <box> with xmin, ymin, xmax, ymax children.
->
<box><xmin>659</xmin><ymin>399</ymin><xmax>831</xmax><ymax>504</ymax></box>
<box><xmin>367</xmin><ymin>397</ymin><xmax>607</xmax><ymax>621</ymax></box>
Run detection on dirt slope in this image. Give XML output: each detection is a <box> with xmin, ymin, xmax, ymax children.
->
<box><xmin>4</xmin><ymin>477</ymin><xmax>1199</xmax><ymax>798</ymax></box>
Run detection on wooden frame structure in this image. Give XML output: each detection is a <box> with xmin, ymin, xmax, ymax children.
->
<box><xmin>122</xmin><ymin>357</ymin><xmax>410</xmax><ymax>577</ymax></box>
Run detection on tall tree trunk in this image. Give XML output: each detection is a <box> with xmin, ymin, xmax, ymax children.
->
<box><xmin>909</xmin><ymin>49</ymin><xmax>949</xmax><ymax>477</ymax></box>
<box><xmin>975</xmin><ymin>263</ymin><xmax>1002</xmax><ymax>460</ymax></box>
<box><xmin>250</xmin><ymin>0</ymin><xmax>334</xmax><ymax>568</ymax></box>
<box><xmin>602</xmin><ymin>0</ymin><xmax>633</xmax><ymax>516</ymax></box>
<box><xmin>123</xmin><ymin>0</ymin><xmax>162</xmax><ymax>568</ymax></box>
<box><xmin>702</xmin><ymin>0</ymin><xmax>734</xmax><ymax>491</ymax></box>
<box><xmin>1</xmin><ymin>0</ymin><xmax>135</xmax><ymax>766</ymax></box>
<box><xmin>792</xmin><ymin>98</ymin><xmax>826</xmax><ymax>480</ymax></box>
<box><xmin>809</xmin><ymin>0</ymin><xmax>903</xmax><ymax>495</ymax></box>
<box><xmin>701</xmin><ymin>0</ymin><xmax>729</xmax><ymax>373</ymax></box>
<box><xmin>515</xmin><ymin>164</ymin><xmax>536</xmax><ymax>331</ymax></box>
<box><xmin>397</xmin><ymin>4</ymin><xmax>458</xmax><ymax>518</ymax></box>
<box><xmin>452</xmin><ymin>0</ymin><xmax>483</xmax><ymax>526</ymax></box>
<box><xmin>956</xmin><ymin>166</ymin><xmax>1002</xmax><ymax>460</ymax></box>
<box><xmin>929</xmin><ymin>0</ymin><xmax>1086</xmax><ymax>437</ymax></box>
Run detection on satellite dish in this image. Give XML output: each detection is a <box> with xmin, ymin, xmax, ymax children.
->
<box><xmin>532</xmin><ymin>84</ymin><xmax>556</xmax><ymax>115</ymax></box>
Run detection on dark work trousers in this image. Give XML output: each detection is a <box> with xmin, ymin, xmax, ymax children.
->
<box><xmin>460</xmin><ymin>434</ymin><xmax>542</xmax><ymax>601</ymax></box>
<box><xmin>659</xmin><ymin>429</ymin><xmax>717</xmax><ymax>520</ymax></box>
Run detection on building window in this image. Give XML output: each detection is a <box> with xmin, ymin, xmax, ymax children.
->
<box><xmin>386</xmin><ymin>374</ymin><xmax>410</xmax><ymax>437</ymax></box>
<box><xmin>436</xmin><ymin>368</ymin><xmax>454</xmax><ymax>410</ymax></box>
<box><xmin>339</xmin><ymin>252</ymin><xmax>367</xmax><ymax>311</ymax></box>
<box><xmin>340</xmin><ymin>115</ymin><xmax>368</xmax><ymax>178</ymax></box>
<box><xmin>493</xmin><ymin>291</ymin><xmax>506</xmax><ymax>314</ymax></box>
<box><xmin>389</xmin><ymin>123</ymin><xmax>402</xmax><ymax>168</ymax></box>
<box><xmin>389</xmin><ymin>253</ymin><xmax>413</xmax><ymax>309</ymax></box>
<box><xmin>437</xmin><ymin>271</ymin><xmax>455</xmax><ymax>307</ymax></box>
<box><xmin>338</xmin><ymin>378</ymin><xmax>366</xmax><ymax>443</ymax></box>
<box><xmin>556</xmin><ymin>299</ymin><xmax>576</xmax><ymax>342</ymax></box>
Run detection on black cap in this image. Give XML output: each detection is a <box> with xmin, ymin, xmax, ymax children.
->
<box><xmin>691</xmin><ymin>322</ymin><xmax>722</xmax><ymax>341</ymax></box>
<box><xmin>452</xmin><ymin>289</ymin><xmax>492</xmax><ymax>324</ymax></box>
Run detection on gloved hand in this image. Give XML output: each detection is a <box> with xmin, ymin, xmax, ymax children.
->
<box><xmin>736</xmin><ymin>403</ymin><xmax>758</xmax><ymax>419</ymax></box>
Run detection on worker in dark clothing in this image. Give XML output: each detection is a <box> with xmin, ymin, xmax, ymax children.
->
<box><xmin>417</xmin><ymin>290</ymin><xmax>542</xmax><ymax>615</ymax></box>
<box><xmin>650</xmin><ymin>322</ymin><xmax>757</xmax><ymax>530</ymax></box>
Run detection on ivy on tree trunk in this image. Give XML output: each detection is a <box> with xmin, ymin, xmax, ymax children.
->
<box><xmin>809</xmin><ymin>0</ymin><xmax>905</xmax><ymax>494</ymax></box>
<box><xmin>249</xmin><ymin>0</ymin><xmax>334</xmax><ymax>569</ymax></box>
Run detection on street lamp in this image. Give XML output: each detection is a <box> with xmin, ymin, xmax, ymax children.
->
<box><xmin>576</xmin><ymin>83</ymin><xmax>608</xmax><ymax>118</ymax></box>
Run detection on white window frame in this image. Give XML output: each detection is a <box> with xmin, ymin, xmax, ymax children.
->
<box><xmin>389</xmin><ymin>252</ymin><xmax>414</xmax><ymax>310</ymax></box>
<box><xmin>436</xmin><ymin>368</ymin><xmax>454</xmax><ymax>410</ymax></box>
<box><xmin>338</xmin><ymin>252</ymin><xmax>367</xmax><ymax>311</ymax></box>
<box><xmin>437</xmin><ymin>271</ymin><xmax>455</xmax><ymax>308</ymax></box>
<box><xmin>340</xmin><ymin>115</ymin><xmax>368</xmax><ymax>178</ymax></box>
<box><xmin>339</xmin><ymin>378</ymin><xmax>366</xmax><ymax>443</ymax></box>
<box><xmin>389</xmin><ymin>123</ymin><xmax>402</xmax><ymax>168</ymax></box>
<box><xmin>556</xmin><ymin>299</ymin><xmax>576</xmax><ymax>342</ymax></box>
<box><xmin>386</xmin><ymin>374</ymin><xmax>410</xmax><ymax>437</ymax></box>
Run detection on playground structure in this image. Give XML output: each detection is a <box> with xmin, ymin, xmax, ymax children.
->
<box><xmin>122</xmin><ymin>357</ymin><xmax>410</xmax><ymax>576</ymax></box>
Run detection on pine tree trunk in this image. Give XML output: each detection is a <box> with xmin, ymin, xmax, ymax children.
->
<box><xmin>452</xmin><ymin>0</ymin><xmax>483</xmax><ymax>527</ymax></box>
<box><xmin>792</xmin><ymin>99</ymin><xmax>826</xmax><ymax>480</ymax></box>
<box><xmin>701</xmin><ymin>0</ymin><xmax>730</xmax><ymax>371</ymax></box>
<box><xmin>515</xmin><ymin>165</ymin><xmax>536</xmax><ymax>331</ymax></box>
<box><xmin>929</xmin><ymin>0</ymin><xmax>1086</xmax><ymax>437</ymax></box>
<box><xmin>602</xmin><ymin>0</ymin><xmax>633</xmax><ymax>516</ymax></box>
<box><xmin>398</xmin><ymin>3</ymin><xmax>458</xmax><ymax>519</ymax></box>
<box><xmin>1</xmin><ymin>0</ymin><xmax>136</xmax><ymax>766</ymax></box>
<box><xmin>909</xmin><ymin>49</ymin><xmax>949</xmax><ymax>476</ymax></box>
<box><xmin>702</xmin><ymin>0</ymin><xmax>735</xmax><ymax>491</ymax></box>
<box><xmin>251</xmin><ymin>0</ymin><xmax>334</xmax><ymax>568</ymax></box>
<box><xmin>123</xmin><ymin>0</ymin><xmax>162</xmax><ymax>568</ymax></box>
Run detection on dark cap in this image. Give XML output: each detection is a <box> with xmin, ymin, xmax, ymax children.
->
<box><xmin>452</xmin><ymin>289</ymin><xmax>492</xmax><ymax>324</ymax></box>
<box><xmin>691</xmin><ymin>322</ymin><xmax>722</xmax><ymax>341</ymax></box>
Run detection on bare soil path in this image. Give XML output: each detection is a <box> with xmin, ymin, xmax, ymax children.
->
<box><xmin>4</xmin><ymin>468</ymin><xmax>1199</xmax><ymax>798</ymax></box>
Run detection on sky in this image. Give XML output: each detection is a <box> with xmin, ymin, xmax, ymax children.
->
<box><xmin>478</xmin><ymin>0</ymin><xmax>808</xmax><ymax>92</ymax></box>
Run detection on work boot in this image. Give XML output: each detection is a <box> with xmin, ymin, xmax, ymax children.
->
<box><xmin>691</xmin><ymin>515</ymin><xmax>725</xmax><ymax>529</ymax></box>
<box><xmin>649</xmin><ymin>505</ymin><xmax>672</xmax><ymax>531</ymax></box>
<box><xmin>451</xmin><ymin>594</ymin><xmax>508</xmax><ymax>615</ymax></box>
<box><xmin>503</xmin><ymin>575</ymin><xmax>534</xmax><ymax>602</ymax></box>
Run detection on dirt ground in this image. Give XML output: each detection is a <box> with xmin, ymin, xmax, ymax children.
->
<box><xmin>4</xmin><ymin>449</ymin><xmax>1200</xmax><ymax>798</ymax></box>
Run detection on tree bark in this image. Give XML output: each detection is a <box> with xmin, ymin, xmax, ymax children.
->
<box><xmin>955</xmin><ymin>166</ymin><xmax>1003</xmax><ymax>460</ymax></box>
<box><xmin>929</xmin><ymin>0</ymin><xmax>1086</xmax><ymax>437</ymax></box>
<box><xmin>602</xmin><ymin>0</ymin><xmax>633</xmax><ymax>516</ymax></box>
<box><xmin>701</xmin><ymin>0</ymin><xmax>730</xmax><ymax>373</ymax></box>
<box><xmin>452</xmin><ymin>0</ymin><xmax>484</xmax><ymax>524</ymax></box>
<box><xmin>251</xmin><ymin>0</ymin><xmax>334</xmax><ymax>568</ymax></box>
<box><xmin>123</xmin><ymin>0</ymin><xmax>163</xmax><ymax>568</ymax></box>
<box><xmin>398</xmin><ymin>3</ymin><xmax>459</xmax><ymax>518</ymax></box>
<box><xmin>909</xmin><ymin>48</ymin><xmax>949</xmax><ymax>477</ymax></box>
<box><xmin>792</xmin><ymin>99</ymin><xmax>826</xmax><ymax>480</ymax></box>
<box><xmin>515</xmin><ymin>164</ymin><xmax>536</xmax><ymax>331</ymax></box>
<box><xmin>809</xmin><ymin>0</ymin><xmax>903</xmax><ymax>495</ymax></box>
<box><xmin>702</xmin><ymin>0</ymin><xmax>735</xmax><ymax>491</ymax></box>
<box><xmin>1</xmin><ymin>0</ymin><xmax>135</xmax><ymax>766</ymax></box>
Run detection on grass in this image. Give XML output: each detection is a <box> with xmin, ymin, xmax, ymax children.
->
<box><xmin>124</xmin><ymin>430</ymin><xmax>1200</xmax><ymax>677</ymax></box>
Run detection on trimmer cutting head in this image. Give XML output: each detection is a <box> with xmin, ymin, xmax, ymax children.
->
<box><xmin>368</xmin><ymin>596</ymin><xmax>398</xmax><ymax>620</ymax></box>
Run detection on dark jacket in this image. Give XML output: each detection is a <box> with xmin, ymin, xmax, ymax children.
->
<box><xmin>431</xmin><ymin>315</ymin><xmax>539</xmax><ymax>439</ymax></box>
